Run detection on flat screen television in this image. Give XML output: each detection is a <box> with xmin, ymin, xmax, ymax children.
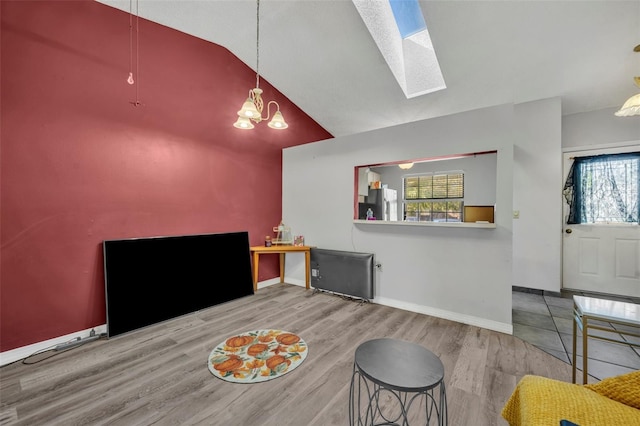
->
<box><xmin>103</xmin><ymin>231</ymin><xmax>254</xmax><ymax>338</ymax></box>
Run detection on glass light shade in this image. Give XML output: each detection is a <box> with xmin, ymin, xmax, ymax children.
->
<box><xmin>398</xmin><ymin>163</ymin><xmax>414</xmax><ymax>170</ymax></box>
<box><xmin>237</xmin><ymin>98</ymin><xmax>261</xmax><ymax>119</ymax></box>
<box><xmin>267</xmin><ymin>110</ymin><xmax>288</xmax><ymax>129</ymax></box>
<box><xmin>233</xmin><ymin>116</ymin><xmax>254</xmax><ymax>129</ymax></box>
<box><xmin>615</xmin><ymin>93</ymin><xmax>640</xmax><ymax>117</ymax></box>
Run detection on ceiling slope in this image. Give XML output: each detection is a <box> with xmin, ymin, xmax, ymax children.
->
<box><xmin>97</xmin><ymin>0</ymin><xmax>640</xmax><ymax>137</ymax></box>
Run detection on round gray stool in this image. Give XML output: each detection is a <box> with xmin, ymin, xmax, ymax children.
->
<box><xmin>349</xmin><ymin>338</ymin><xmax>447</xmax><ymax>426</ymax></box>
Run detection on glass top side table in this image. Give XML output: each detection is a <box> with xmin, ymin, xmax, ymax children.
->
<box><xmin>572</xmin><ymin>295</ymin><xmax>640</xmax><ymax>384</ymax></box>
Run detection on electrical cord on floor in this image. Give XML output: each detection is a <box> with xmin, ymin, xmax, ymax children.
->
<box><xmin>22</xmin><ymin>332</ymin><xmax>107</xmax><ymax>365</ymax></box>
<box><xmin>20</xmin><ymin>343</ymin><xmax>77</xmax><ymax>365</ymax></box>
<box><xmin>1</xmin><ymin>330</ymin><xmax>107</xmax><ymax>367</ymax></box>
<box><xmin>312</xmin><ymin>287</ymin><xmax>370</xmax><ymax>304</ymax></box>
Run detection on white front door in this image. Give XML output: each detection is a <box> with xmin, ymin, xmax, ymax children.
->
<box><xmin>562</xmin><ymin>145</ymin><xmax>640</xmax><ymax>298</ymax></box>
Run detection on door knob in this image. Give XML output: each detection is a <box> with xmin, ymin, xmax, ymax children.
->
<box><xmin>565</xmin><ymin>228</ymin><xmax>572</xmax><ymax>234</ymax></box>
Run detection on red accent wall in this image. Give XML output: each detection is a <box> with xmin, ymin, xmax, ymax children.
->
<box><xmin>0</xmin><ymin>1</ymin><xmax>332</xmax><ymax>352</ymax></box>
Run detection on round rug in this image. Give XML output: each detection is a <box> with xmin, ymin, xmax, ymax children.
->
<box><xmin>208</xmin><ymin>329</ymin><xmax>308</xmax><ymax>383</ymax></box>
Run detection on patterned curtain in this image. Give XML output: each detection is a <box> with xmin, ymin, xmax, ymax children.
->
<box><xmin>563</xmin><ymin>152</ymin><xmax>640</xmax><ymax>225</ymax></box>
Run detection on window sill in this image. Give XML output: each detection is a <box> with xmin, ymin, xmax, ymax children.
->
<box><xmin>353</xmin><ymin>220</ymin><xmax>496</xmax><ymax>229</ymax></box>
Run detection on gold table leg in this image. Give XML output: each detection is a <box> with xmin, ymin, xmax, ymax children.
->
<box><xmin>279</xmin><ymin>253</ymin><xmax>285</xmax><ymax>284</ymax></box>
<box><xmin>252</xmin><ymin>252</ymin><xmax>259</xmax><ymax>292</ymax></box>
<box><xmin>572</xmin><ymin>305</ymin><xmax>577</xmax><ymax>383</ymax></box>
<box><xmin>582</xmin><ymin>316</ymin><xmax>588</xmax><ymax>384</ymax></box>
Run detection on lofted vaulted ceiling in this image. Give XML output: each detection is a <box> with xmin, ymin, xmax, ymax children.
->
<box><xmin>97</xmin><ymin>0</ymin><xmax>640</xmax><ymax>138</ymax></box>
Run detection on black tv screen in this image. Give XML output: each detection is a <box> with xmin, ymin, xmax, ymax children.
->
<box><xmin>103</xmin><ymin>231</ymin><xmax>254</xmax><ymax>338</ymax></box>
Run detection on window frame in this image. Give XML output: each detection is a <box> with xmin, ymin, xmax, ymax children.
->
<box><xmin>403</xmin><ymin>171</ymin><xmax>464</xmax><ymax>223</ymax></box>
<box><xmin>563</xmin><ymin>152</ymin><xmax>639</xmax><ymax>225</ymax></box>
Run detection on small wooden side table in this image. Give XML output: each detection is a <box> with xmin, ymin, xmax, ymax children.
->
<box><xmin>249</xmin><ymin>245</ymin><xmax>312</xmax><ymax>292</ymax></box>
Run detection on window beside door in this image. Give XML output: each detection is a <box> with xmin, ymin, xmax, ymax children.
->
<box><xmin>563</xmin><ymin>152</ymin><xmax>639</xmax><ymax>224</ymax></box>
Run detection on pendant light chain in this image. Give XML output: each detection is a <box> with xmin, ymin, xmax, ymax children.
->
<box><xmin>129</xmin><ymin>0</ymin><xmax>133</xmax><ymax>81</ymax></box>
<box><xmin>127</xmin><ymin>0</ymin><xmax>141</xmax><ymax>106</ymax></box>
<box><xmin>255</xmin><ymin>0</ymin><xmax>260</xmax><ymax>89</ymax></box>
<box><xmin>135</xmin><ymin>0</ymin><xmax>140</xmax><ymax>105</ymax></box>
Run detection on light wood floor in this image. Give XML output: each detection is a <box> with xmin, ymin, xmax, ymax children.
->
<box><xmin>0</xmin><ymin>284</ymin><xmax>571</xmax><ymax>426</ymax></box>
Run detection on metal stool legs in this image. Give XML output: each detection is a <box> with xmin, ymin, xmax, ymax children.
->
<box><xmin>349</xmin><ymin>361</ymin><xmax>447</xmax><ymax>426</ymax></box>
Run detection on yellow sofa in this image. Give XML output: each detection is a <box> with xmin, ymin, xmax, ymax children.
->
<box><xmin>501</xmin><ymin>371</ymin><xmax>640</xmax><ymax>426</ymax></box>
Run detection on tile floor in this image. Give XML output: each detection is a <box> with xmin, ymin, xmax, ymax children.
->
<box><xmin>512</xmin><ymin>288</ymin><xmax>640</xmax><ymax>381</ymax></box>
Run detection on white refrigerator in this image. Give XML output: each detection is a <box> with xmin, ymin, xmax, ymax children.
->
<box><xmin>367</xmin><ymin>188</ymin><xmax>398</xmax><ymax>221</ymax></box>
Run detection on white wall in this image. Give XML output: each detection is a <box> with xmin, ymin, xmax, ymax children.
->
<box><xmin>282</xmin><ymin>104</ymin><xmax>515</xmax><ymax>333</ymax></box>
<box><xmin>563</xmin><ymin>106</ymin><xmax>640</xmax><ymax>149</ymax></box>
<box><xmin>282</xmin><ymin>99</ymin><xmax>563</xmax><ymax>333</ymax></box>
<box><xmin>511</xmin><ymin>104</ymin><xmax>638</xmax><ymax>293</ymax></box>
<box><xmin>512</xmin><ymin>98</ymin><xmax>563</xmax><ymax>292</ymax></box>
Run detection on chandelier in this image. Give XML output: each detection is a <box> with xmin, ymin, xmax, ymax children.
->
<box><xmin>233</xmin><ymin>0</ymin><xmax>288</xmax><ymax>130</ymax></box>
<box><xmin>615</xmin><ymin>44</ymin><xmax>640</xmax><ymax>117</ymax></box>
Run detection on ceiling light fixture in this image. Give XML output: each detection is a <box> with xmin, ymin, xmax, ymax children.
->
<box><xmin>615</xmin><ymin>44</ymin><xmax>640</xmax><ymax>117</ymax></box>
<box><xmin>233</xmin><ymin>0</ymin><xmax>288</xmax><ymax>130</ymax></box>
<box><xmin>398</xmin><ymin>163</ymin><xmax>414</xmax><ymax>170</ymax></box>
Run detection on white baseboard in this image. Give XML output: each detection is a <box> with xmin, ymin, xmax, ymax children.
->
<box><xmin>282</xmin><ymin>278</ymin><xmax>306</xmax><ymax>287</ymax></box>
<box><xmin>257</xmin><ymin>278</ymin><xmax>306</xmax><ymax>290</ymax></box>
<box><xmin>261</xmin><ymin>281</ymin><xmax>512</xmax><ymax>334</ymax></box>
<box><xmin>2</xmin><ymin>279</ymin><xmax>289</xmax><ymax>366</ymax></box>
<box><xmin>375</xmin><ymin>296</ymin><xmax>513</xmax><ymax>335</ymax></box>
<box><xmin>256</xmin><ymin>278</ymin><xmax>284</xmax><ymax>290</ymax></box>
<box><xmin>0</xmin><ymin>325</ymin><xmax>107</xmax><ymax>367</ymax></box>
<box><xmin>1</xmin><ymin>288</ymin><xmax>511</xmax><ymax>367</ymax></box>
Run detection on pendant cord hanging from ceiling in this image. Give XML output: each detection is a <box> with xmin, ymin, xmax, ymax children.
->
<box><xmin>255</xmin><ymin>0</ymin><xmax>260</xmax><ymax>89</ymax></box>
<box><xmin>127</xmin><ymin>0</ymin><xmax>141</xmax><ymax>106</ymax></box>
<box><xmin>128</xmin><ymin>1</ymin><xmax>133</xmax><ymax>84</ymax></box>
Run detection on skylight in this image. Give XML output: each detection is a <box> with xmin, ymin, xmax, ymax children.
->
<box><xmin>352</xmin><ymin>0</ymin><xmax>446</xmax><ymax>99</ymax></box>
<box><xmin>388</xmin><ymin>0</ymin><xmax>427</xmax><ymax>39</ymax></box>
